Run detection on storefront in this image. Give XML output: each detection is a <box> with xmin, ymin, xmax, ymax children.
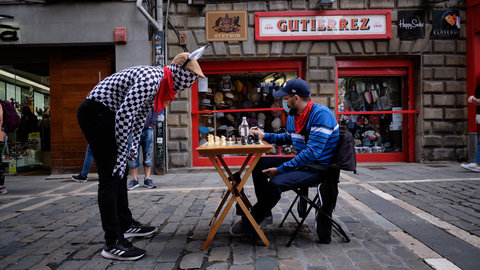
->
<box><xmin>169</xmin><ymin>1</ymin><xmax>466</xmax><ymax>168</ymax></box>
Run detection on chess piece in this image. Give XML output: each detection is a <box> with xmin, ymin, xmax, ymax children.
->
<box><xmin>233</xmin><ymin>135</ymin><xmax>238</xmax><ymax>144</ymax></box>
<box><xmin>221</xmin><ymin>136</ymin><xmax>226</xmax><ymax>146</ymax></box>
<box><xmin>207</xmin><ymin>134</ymin><xmax>214</xmax><ymax>146</ymax></box>
<box><xmin>241</xmin><ymin>136</ymin><xmax>246</xmax><ymax>145</ymax></box>
<box><xmin>254</xmin><ymin>133</ymin><xmax>259</xmax><ymax>144</ymax></box>
<box><xmin>214</xmin><ymin>136</ymin><xmax>220</xmax><ymax>145</ymax></box>
<box><xmin>228</xmin><ymin>137</ymin><xmax>233</xmax><ymax>145</ymax></box>
<box><xmin>247</xmin><ymin>134</ymin><xmax>253</xmax><ymax>144</ymax></box>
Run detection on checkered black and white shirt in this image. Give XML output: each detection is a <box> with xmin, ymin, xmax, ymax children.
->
<box><xmin>86</xmin><ymin>64</ymin><xmax>196</xmax><ymax>177</ymax></box>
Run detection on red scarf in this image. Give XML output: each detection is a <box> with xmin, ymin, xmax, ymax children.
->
<box><xmin>294</xmin><ymin>99</ymin><xmax>313</xmax><ymax>134</ymax></box>
<box><xmin>154</xmin><ymin>66</ymin><xmax>176</xmax><ymax>113</ymax></box>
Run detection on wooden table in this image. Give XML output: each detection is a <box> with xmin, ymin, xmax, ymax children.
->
<box><xmin>196</xmin><ymin>141</ymin><xmax>272</xmax><ymax>250</ymax></box>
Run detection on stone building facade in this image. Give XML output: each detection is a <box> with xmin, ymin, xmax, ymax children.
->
<box><xmin>164</xmin><ymin>0</ymin><xmax>467</xmax><ymax>169</ymax></box>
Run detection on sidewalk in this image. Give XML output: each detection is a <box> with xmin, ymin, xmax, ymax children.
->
<box><xmin>0</xmin><ymin>162</ymin><xmax>479</xmax><ymax>269</ymax></box>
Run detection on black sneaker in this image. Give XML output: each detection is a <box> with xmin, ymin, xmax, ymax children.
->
<box><xmin>143</xmin><ymin>178</ymin><xmax>156</xmax><ymax>189</ymax></box>
<box><xmin>101</xmin><ymin>238</ymin><xmax>145</xmax><ymax>261</ymax></box>
<box><xmin>71</xmin><ymin>174</ymin><xmax>87</xmax><ymax>182</ymax></box>
<box><xmin>124</xmin><ymin>221</ymin><xmax>156</xmax><ymax>238</ymax></box>
<box><xmin>230</xmin><ymin>220</ymin><xmax>248</xmax><ymax>237</ymax></box>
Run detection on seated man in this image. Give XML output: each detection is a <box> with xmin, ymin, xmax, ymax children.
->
<box><xmin>230</xmin><ymin>78</ymin><xmax>339</xmax><ymax>242</ymax></box>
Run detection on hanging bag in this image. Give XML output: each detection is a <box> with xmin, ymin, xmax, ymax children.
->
<box><xmin>0</xmin><ymin>100</ymin><xmax>20</xmax><ymax>132</ymax></box>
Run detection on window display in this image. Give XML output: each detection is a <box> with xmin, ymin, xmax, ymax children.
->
<box><xmin>337</xmin><ymin>76</ymin><xmax>404</xmax><ymax>154</ymax></box>
<box><xmin>0</xmin><ymin>68</ymin><xmax>50</xmax><ymax>173</ymax></box>
<box><xmin>196</xmin><ymin>71</ymin><xmax>299</xmax><ymax>157</ymax></box>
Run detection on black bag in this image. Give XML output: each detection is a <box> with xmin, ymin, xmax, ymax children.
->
<box><xmin>329</xmin><ymin>129</ymin><xmax>357</xmax><ymax>173</ymax></box>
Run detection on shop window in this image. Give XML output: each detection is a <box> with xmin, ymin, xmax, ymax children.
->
<box><xmin>192</xmin><ymin>59</ymin><xmax>304</xmax><ymax>166</ymax></box>
<box><xmin>336</xmin><ymin>59</ymin><xmax>417</xmax><ymax>162</ymax></box>
<box><xmin>0</xmin><ymin>67</ymin><xmax>50</xmax><ymax>173</ymax></box>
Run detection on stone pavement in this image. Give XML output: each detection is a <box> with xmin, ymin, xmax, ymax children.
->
<box><xmin>0</xmin><ymin>162</ymin><xmax>479</xmax><ymax>269</ymax></box>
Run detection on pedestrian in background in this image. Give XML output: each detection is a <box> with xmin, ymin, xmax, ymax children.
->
<box><xmin>71</xmin><ymin>144</ymin><xmax>94</xmax><ymax>182</ymax></box>
<box><xmin>462</xmin><ymin>84</ymin><xmax>480</xmax><ymax>172</ymax></box>
<box><xmin>127</xmin><ymin>110</ymin><xmax>158</xmax><ymax>190</ymax></box>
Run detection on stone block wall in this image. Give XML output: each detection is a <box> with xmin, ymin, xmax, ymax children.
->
<box><xmin>166</xmin><ymin>0</ymin><xmax>467</xmax><ymax>168</ymax></box>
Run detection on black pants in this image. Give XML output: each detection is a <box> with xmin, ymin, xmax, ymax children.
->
<box><xmin>77</xmin><ymin>99</ymin><xmax>135</xmax><ymax>245</ymax></box>
<box><xmin>249</xmin><ymin>157</ymin><xmax>329</xmax><ymax>223</ymax></box>
<box><xmin>0</xmin><ymin>142</ymin><xmax>4</xmax><ymax>186</ymax></box>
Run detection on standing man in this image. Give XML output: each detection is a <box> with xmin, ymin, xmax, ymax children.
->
<box><xmin>128</xmin><ymin>109</ymin><xmax>158</xmax><ymax>190</ymax></box>
<box><xmin>77</xmin><ymin>45</ymin><xmax>207</xmax><ymax>261</ymax></box>
<box><xmin>461</xmin><ymin>84</ymin><xmax>480</xmax><ymax>172</ymax></box>
<box><xmin>230</xmin><ymin>78</ymin><xmax>339</xmax><ymax>243</ymax></box>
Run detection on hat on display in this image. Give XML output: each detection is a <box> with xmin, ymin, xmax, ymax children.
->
<box><xmin>225</xmin><ymin>92</ymin><xmax>234</xmax><ymax>99</ymax></box>
<box><xmin>218</xmin><ymin>125</ymin><xmax>228</xmax><ymax>131</ymax></box>
<box><xmin>207</xmin><ymin>127</ymin><xmax>215</xmax><ymax>132</ymax></box>
<box><xmin>273</xmin><ymin>78</ymin><xmax>310</xmax><ymax>97</ymax></box>
<box><xmin>199</xmin><ymin>126</ymin><xmax>210</xmax><ymax>134</ymax></box>
<box><xmin>258</xmin><ymin>113</ymin><xmax>266</xmax><ymax>120</ymax></box>
<box><xmin>207</xmin><ymin>87</ymin><xmax>213</xmax><ymax>93</ymax></box>
<box><xmin>270</xmin><ymin>101</ymin><xmax>283</xmax><ymax>117</ymax></box>
<box><xmin>216</xmin><ymin>112</ymin><xmax>225</xmax><ymax>118</ymax></box>
<box><xmin>271</xmin><ymin>117</ymin><xmax>281</xmax><ymax>131</ymax></box>
<box><xmin>171</xmin><ymin>43</ymin><xmax>211</xmax><ymax>78</ymax></box>
<box><xmin>226</xmin><ymin>126</ymin><xmax>234</xmax><ymax>133</ymax></box>
<box><xmin>199</xmin><ymin>138</ymin><xmax>207</xmax><ymax>145</ymax></box>
<box><xmin>214</xmin><ymin>92</ymin><xmax>224</xmax><ymax>104</ymax></box>
<box><xmin>234</xmin><ymin>80</ymin><xmax>243</xmax><ymax>93</ymax></box>
<box><xmin>200</xmin><ymin>99</ymin><xmax>212</xmax><ymax>106</ymax></box>
<box><xmin>226</xmin><ymin>113</ymin><xmax>235</xmax><ymax>123</ymax></box>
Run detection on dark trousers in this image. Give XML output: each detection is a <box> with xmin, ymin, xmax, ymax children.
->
<box><xmin>77</xmin><ymin>99</ymin><xmax>135</xmax><ymax>245</ymax></box>
<box><xmin>249</xmin><ymin>157</ymin><xmax>329</xmax><ymax>223</ymax></box>
<box><xmin>0</xmin><ymin>142</ymin><xmax>4</xmax><ymax>186</ymax></box>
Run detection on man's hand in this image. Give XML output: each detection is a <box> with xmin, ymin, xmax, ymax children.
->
<box><xmin>262</xmin><ymin>167</ymin><xmax>278</xmax><ymax>178</ymax></box>
<box><xmin>250</xmin><ymin>127</ymin><xmax>265</xmax><ymax>140</ymax></box>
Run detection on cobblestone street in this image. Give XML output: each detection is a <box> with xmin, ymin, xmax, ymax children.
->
<box><xmin>0</xmin><ymin>162</ymin><xmax>479</xmax><ymax>269</ymax></box>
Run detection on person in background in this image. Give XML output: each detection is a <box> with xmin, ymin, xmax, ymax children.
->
<box><xmin>0</xmin><ymin>102</ymin><xmax>6</xmax><ymax>194</ymax></box>
<box><xmin>127</xmin><ymin>110</ymin><xmax>158</xmax><ymax>190</ymax></box>
<box><xmin>461</xmin><ymin>84</ymin><xmax>480</xmax><ymax>172</ymax></box>
<box><xmin>71</xmin><ymin>144</ymin><xmax>94</xmax><ymax>182</ymax></box>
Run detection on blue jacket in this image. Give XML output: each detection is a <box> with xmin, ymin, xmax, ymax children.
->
<box><xmin>144</xmin><ymin>110</ymin><xmax>158</xmax><ymax>129</ymax></box>
<box><xmin>263</xmin><ymin>103</ymin><xmax>339</xmax><ymax>174</ymax></box>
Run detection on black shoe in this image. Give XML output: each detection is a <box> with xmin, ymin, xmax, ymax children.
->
<box><xmin>124</xmin><ymin>221</ymin><xmax>156</xmax><ymax>238</ymax></box>
<box><xmin>71</xmin><ymin>174</ymin><xmax>87</xmax><ymax>182</ymax></box>
<box><xmin>101</xmin><ymin>239</ymin><xmax>145</xmax><ymax>261</ymax></box>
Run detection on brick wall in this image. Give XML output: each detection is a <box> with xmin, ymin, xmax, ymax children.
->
<box><xmin>166</xmin><ymin>0</ymin><xmax>467</xmax><ymax>168</ymax></box>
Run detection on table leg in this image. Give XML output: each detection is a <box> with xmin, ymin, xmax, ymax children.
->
<box><xmin>233</xmin><ymin>154</ymin><xmax>270</xmax><ymax>247</ymax></box>
<box><xmin>217</xmin><ymin>155</ymin><xmax>253</xmax><ymax>209</ymax></box>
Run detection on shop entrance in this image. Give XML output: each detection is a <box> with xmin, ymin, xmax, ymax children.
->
<box><xmin>0</xmin><ymin>46</ymin><xmax>114</xmax><ymax>174</ymax></box>
<box><xmin>192</xmin><ymin>59</ymin><xmax>304</xmax><ymax>167</ymax></box>
<box><xmin>336</xmin><ymin>59</ymin><xmax>417</xmax><ymax>162</ymax></box>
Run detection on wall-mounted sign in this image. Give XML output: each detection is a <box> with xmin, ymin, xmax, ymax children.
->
<box><xmin>431</xmin><ymin>10</ymin><xmax>460</xmax><ymax>39</ymax></box>
<box><xmin>397</xmin><ymin>10</ymin><xmax>425</xmax><ymax>39</ymax></box>
<box><xmin>206</xmin><ymin>10</ymin><xmax>248</xmax><ymax>41</ymax></box>
<box><xmin>255</xmin><ymin>10</ymin><xmax>391</xmax><ymax>41</ymax></box>
<box><xmin>0</xmin><ymin>15</ymin><xmax>20</xmax><ymax>42</ymax></box>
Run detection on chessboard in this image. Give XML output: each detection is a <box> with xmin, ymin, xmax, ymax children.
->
<box><xmin>196</xmin><ymin>135</ymin><xmax>271</xmax><ymax>155</ymax></box>
<box><xmin>201</xmin><ymin>134</ymin><xmax>264</xmax><ymax>147</ymax></box>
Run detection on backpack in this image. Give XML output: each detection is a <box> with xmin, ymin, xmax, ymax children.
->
<box><xmin>0</xmin><ymin>100</ymin><xmax>20</xmax><ymax>132</ymax></box>
<box><xmin>329</xmin><ymin>129</ymin><xmax>357</xmax><ymax>173</ymax></box>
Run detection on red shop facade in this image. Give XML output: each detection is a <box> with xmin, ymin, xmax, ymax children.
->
<box><xmin>169</xmin><ymin>2</ymin><xmax>467</xmax><ymax>169</ymax></box>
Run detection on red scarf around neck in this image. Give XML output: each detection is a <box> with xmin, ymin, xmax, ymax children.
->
<box><xmin>154</xmin><ymin>66</ymin><xmax>176</xmax><ymax>113</ymax></box>
<box><xmin>294</xmin><ymin>99</ymin><xmax>313</xmax><ymax>134</ymax></box>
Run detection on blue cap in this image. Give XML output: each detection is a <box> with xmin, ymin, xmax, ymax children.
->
<box><xmin>273</xmin><ymin>78</ymin><xmax>310</xmax><ymax>97</ymax></box>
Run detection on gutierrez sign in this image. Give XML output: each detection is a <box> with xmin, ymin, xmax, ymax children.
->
<box><xmin>255</xmin><ymin>10</ymin><xmax>391</xmax><ymax>41</ymax></box>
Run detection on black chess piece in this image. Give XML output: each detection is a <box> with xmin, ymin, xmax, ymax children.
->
<box><xmin>241</xmin><ymin>136</ymin><xmax>246</xmax><ymax>145</ymax></box>
<box><xmin>254</xmin><ymin>133</ymin><xmax>259</xmax><ymax>144</ymax></box>
<box><xmin>233</xmin><ymin>135</ymin><xmax>238</xmax><ymax>144</ymax></box>
<box><xmin>247</xmin><ymin>135</ymin><xmax>253</xmax><ymax>144</ymax></box>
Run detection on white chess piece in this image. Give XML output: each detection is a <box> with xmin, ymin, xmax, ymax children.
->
<box><xmin>228</xmin><ymin>137</ymin><xmax>233</xmax><ymax>145</ymax></box>
<box><xmin>221</xmin><ymin>136</ymin><xmax>226</xmax><ymax>146</ymax></box>
<box><xmin>214</xmin><ymin>136</ymin><xmax>220</xmax><ymax>146</ymax></box>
